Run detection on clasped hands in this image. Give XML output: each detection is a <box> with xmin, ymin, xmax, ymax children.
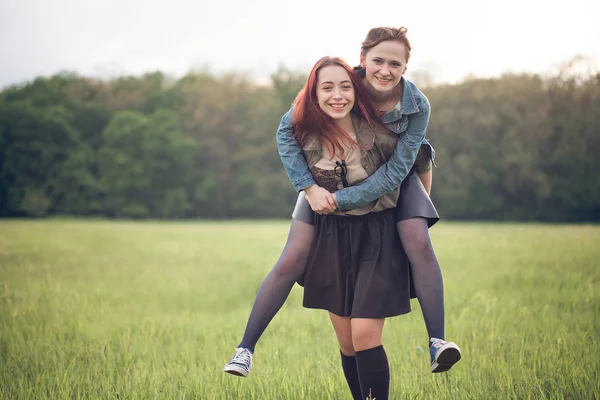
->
<box><xmin>304</xmin><ymin>184</ymin><xmax>338</xmax><ymax>215</ymax></box>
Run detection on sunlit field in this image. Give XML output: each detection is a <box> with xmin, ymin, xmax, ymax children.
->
<box><xmin>0</xmin><ymin>219</ymin><xmax>598</xmax><ymax>399</ymax></box>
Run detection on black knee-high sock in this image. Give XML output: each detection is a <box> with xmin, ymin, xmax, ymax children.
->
<box><xmin>237</xmin><ymin>220</ymin><xmax>315</xmax><ymax>351</ymax></box>
<box><xmin>355</xmin><ymin>345</ymin><xmax>390</xmax><ymax>400</ymax></box>
<box><xmin>397</xmin><ymin>218</ymin><xmax>445</xmax><ymax>341</ymax></box>
<box><xmin>340</xmin><ymin>351</ymin><xmax>362</xmax><ymax>400</ymax></box>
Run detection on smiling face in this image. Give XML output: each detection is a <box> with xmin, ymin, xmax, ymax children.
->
<box><xmin>315</xmin><ymin>65</ymin><xmax>355</xmax><ymax>122</ymax></box>
<box><xmin>360</xmin><ymin>40</ymin><xmax>408</xmax><ymax>94</ymax></box>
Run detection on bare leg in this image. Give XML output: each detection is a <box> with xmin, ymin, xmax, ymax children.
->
<box><xmin>329</xmin><ymin>313</ymin><xmax>362</xmax><ymax>400</ymax></box>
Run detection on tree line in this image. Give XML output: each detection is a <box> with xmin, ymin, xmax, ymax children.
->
<box><xmin>0</xmin><ymin>63</ymin><xmax>598</xmax><ymax>221</ymax></box>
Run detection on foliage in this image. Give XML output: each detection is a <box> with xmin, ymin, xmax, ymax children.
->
<box><xmin>0</xmin><ymin>61</ymin><xmax>598</xmax><ymax>221</ymax></box>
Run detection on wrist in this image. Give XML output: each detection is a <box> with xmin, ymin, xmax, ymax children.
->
<box><xmin>294</xmin><ymin>176</ymin><xmax>317</xmax><ymax>193</ymax></box>
<box><xmin>336</xmin><ymin>190</ymin><xmax>349</xmax><ymax>211</ymax></box>
<box><xmin>303</xmin><ymin>184</ymin><xmax>317</xmax><ymax>194</ymax></box>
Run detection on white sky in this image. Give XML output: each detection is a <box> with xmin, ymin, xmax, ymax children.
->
<box><xmin>1</xmin><ymin>0</ymin><xmax>599</xmax><ymax>88</ymax></box>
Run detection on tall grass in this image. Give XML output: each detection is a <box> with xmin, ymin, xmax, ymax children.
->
<box><xmin>0</xmin><ymin>220</ymin><xmax>598</xmax><ymax>399</ymax></box>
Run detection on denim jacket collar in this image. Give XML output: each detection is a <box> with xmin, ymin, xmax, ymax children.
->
<box><xmin>380</xmin><ymin>77</ymin><xmax>420</xmax><ymax>125</ymax></box>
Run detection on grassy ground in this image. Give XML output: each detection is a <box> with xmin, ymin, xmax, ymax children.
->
<box><xmin>0</xmin><ymin>219</ymin><xmax>598</xmax><ymax>399</ymax></box>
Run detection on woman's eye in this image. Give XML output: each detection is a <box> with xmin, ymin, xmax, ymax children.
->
<box><xmin>342</xmin><ymin>86</ymin><xmax>352</xmax><ymax>90</ymax></box>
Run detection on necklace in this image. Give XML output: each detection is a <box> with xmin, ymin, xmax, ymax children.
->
<box><xmin>376</xmin><ymin>88</ymin><xmax>395</xmax><ymax>112</ymax></box>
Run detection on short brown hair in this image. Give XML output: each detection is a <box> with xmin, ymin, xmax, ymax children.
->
<box><xmin>361</xmin><ymin>27</ymin><xmax>412</xmax><ymax>62</ymax></box>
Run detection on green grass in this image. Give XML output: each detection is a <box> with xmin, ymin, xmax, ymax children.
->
<box><xmin>0</xmin><ymin>219</ymin><xmax>598</xmax><ymax>399</ymax></box>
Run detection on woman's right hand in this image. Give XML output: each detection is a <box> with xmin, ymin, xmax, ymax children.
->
<box><xmin>304</xmin><ymin>185</ymin><xmax>337</xmax><ymax>214</ymax></box>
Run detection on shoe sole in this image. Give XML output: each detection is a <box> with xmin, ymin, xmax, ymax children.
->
<box><xmin>431</xmin><ymin>346</ymin><xmax>462</xmax><ymax>373</ymax></box>
<box><xmin>223</xmin><ymin>365</ymin><xmax>250</xmax><ymax>377</ymax></box>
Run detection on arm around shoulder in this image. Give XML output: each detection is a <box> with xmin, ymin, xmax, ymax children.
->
<box><xmin>335</xmin><ymin>97</ymin><xmax>431</xmax><ymax>211</ymax></box>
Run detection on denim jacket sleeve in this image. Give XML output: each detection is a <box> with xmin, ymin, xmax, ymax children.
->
<box><xmin>275</xmin><ymin>108</ymin><xmax>316</xmax><ymax>192</ymax></box>
<box><xmin>335</xmin><ymin>99</ymin><xmax>431</xmax><ymax>211</ymax></box>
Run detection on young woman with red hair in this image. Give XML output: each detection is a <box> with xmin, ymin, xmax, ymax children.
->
<box><xmin>277</xmin><ymin>56</ymin><xmax>412</xmax><ymax>399</ymax></box>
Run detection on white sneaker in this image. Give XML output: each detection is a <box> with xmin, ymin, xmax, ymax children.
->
<box><xmin>223</xmin><ymin>347</ymin><xmax>253</xmax><ymax>377</ymax></box>
<box><xmin>430</xmin><ymin>338</ymin><xmax>461</xmax><ymax>373</ymax></box>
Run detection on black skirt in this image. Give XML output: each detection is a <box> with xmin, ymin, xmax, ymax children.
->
<box><xmin>395</xmin><ymin>170</ymin><xmax>439</xmax><ymax>227</ymax></box>
<box><xmin>298</xmin><ymin>208</ymin><xmax>413</xmax><ymax>319</ymax></box>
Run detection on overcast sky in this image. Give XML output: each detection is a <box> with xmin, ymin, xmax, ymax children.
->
<box><xmin>1</xmin><ymin>0</ymin><xmax>599</xmax><ymax>88</ymax></box>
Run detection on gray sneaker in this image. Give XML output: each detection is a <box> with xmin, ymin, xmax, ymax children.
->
<box><xmin>223</xmin><ymin>347</ymin><xmax>253</xmax><ymax>377</ymax></box>
<box><xmin>430</xmin><ymin>338</ymin><xmax>461</xmax><ymax>373</ymax></box>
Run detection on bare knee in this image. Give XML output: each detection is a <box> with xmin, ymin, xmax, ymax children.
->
<box><xmin>351</xmin><ymin>318</ymin><xmax>384</xmax><ymax>351</ymax></box>
<box><xmin>337</xmin><ymin>330</ymin><xmax>355</xmax><ymax>356</ymax></box>
<box><xmin>329</xmin><ymin>313</ymin><xmax>355</xmax><ymax>356</ymax></box>
<box><xmin>339</xmin><ymin>342</ymin><xmax>355</xmax><ymax>356</ymax></box>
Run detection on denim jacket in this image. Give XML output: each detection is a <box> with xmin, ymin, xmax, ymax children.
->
<box><xmin>276</xmin><ymin>76</ymin><xmax>433</xmax><ymax>211</ymax></box>
<box><xmin>302</xmin><ymin>114</ymin><xmax>401</xmax><ymax>215</ymax></box>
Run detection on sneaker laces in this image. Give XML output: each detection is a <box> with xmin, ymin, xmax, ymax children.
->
<box><xmin>231</xmin><ymin>348</ymin><xmax>252</xmax><ymax>365</ymax></box>
<box><xmin>430</xmin><ymin>338</ymin><xmax>446</xmax><ymax>350</ymax></box>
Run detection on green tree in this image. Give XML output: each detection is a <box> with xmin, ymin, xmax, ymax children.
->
<box><xmin>97</xmin><ymin>109</ymin><xmax>194</xmax><ymax>218</ymax></box>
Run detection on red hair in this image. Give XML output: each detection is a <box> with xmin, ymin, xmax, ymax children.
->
<box><xmin>292</xmin><ymin>56</ymin><xmax>384</xmax><ymax>159</ymax></box>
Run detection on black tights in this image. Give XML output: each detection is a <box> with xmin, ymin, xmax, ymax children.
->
<box><xmin>397</xmin><ymin>217</ymin><xmax>445</xmax><ymax>341</ymax></box>
<box><xmin>237</xmin><ymin>217</ymin><xmax>444</xmax><ymax>351</ymax></box>
<box><xmin>238</xmin><ymin>219</ymin><xmax>315</xmax><ymax>351</ymax></box>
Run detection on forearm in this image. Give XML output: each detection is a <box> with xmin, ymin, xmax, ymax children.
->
<box><xmin>335</xmin><ymin>136</ymin><xmax>422</xmax><ymax>210</ymax></box>
<box><xmin>335</xmin><ymin>101</ymin><xmax>431</xmax><ymax>211</ymax></box>
<box><xmin>276</xmin><ymin>109</ymin><xmax>316</xmax><ymax>191</ymax></box>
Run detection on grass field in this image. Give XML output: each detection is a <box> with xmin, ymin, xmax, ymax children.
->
<box><xmin>0</xmin><ymin>219</ymin><xmax>598</xmax><ymax>399</ymax></box>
